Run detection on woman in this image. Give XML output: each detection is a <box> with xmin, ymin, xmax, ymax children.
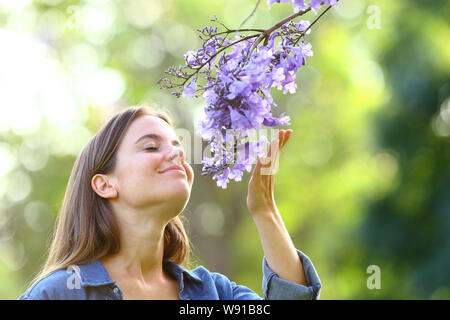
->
<box><xmin>18</xmin><ymin>106</ymin><xmax>321</xmax><ymax>300</ymax></box>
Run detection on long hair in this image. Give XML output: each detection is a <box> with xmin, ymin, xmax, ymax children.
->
<box><xmin>29</xmin><ymin>106</ymin><xmax>191</xmax><ymax>286</ymax></box>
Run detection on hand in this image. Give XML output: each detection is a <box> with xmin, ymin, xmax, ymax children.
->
<box><xmin>247</xmin><ymin>129</ymin><xmax>293</xmax><ymax>217</ymax></box>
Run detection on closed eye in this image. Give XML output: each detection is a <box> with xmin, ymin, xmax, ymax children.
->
<box><xmin>145</xmin><ymin>146</ymin><xmax>159</xmax><ymax>151</ymax></box>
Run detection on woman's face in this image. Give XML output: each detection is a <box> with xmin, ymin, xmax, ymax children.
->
<box><xmin>108</xmin><ymin>115</ymin><xmax>193</xmax><ymax>215</ymax></box>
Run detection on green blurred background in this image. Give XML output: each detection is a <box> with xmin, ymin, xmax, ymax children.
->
<box><xmin>0</xmin><ymin>0</ymin><xmax>449</xmax><ymax>299</ymax></box>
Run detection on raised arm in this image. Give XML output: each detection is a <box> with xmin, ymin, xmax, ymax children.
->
<box><xmin>247</xmin><ymin>129</ymin><xmax>307</xmax><ymax>286</ymax></box>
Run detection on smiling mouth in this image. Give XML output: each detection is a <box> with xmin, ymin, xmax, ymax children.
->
<box><xmin>160</xmin><ymin>163</ymin><xmax>186</xmax><ymax>174</ymax></box>
<box><xmin>162</xmin><ymin>168</ymin><xmax>186</xmax><ymax>175</ymax></box>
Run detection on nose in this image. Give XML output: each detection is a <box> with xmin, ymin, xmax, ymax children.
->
<box><xmin>169</xmin><ymin>147</ymin><xmax>184</xmax><ymax>164</ymax></box>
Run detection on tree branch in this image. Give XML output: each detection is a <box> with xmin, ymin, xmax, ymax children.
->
<box><xmin>238</xmin><ymin>0</ymin><xmax>261</xmax><ymax>30</ymax></box>
<box><xmin>292</xmin><ymin>4</ymin><xmax>334</xmax><ymax>46</ymax></box>
<box><xmin>172</xmin><ymin>1</ymin><xmax>338</xmax><ymax>89</ymax></box>
<box><xmin>247</xmin><ymin>7</ymin><xmax>312</xmax><ymax>57</ymax></box>
<box><xmin>181</xmin><ymin>34</ymin><xmax>260</xmax><ymax>86</ymax></box>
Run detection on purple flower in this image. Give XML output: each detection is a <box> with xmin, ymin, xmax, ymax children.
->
<box><xmin>272</xmin><ymin>67</ymin><xmax>286</xmax><ymax>83</ymax></box>
<box><xmin>263</xmin><ymin>113</ymin><xmax>291</xmax><ymax>126</ymax></box>
<box><xmin>182</xmin><ymin>77</ymin><xmax>196</xmax><ymax>99</ymax></box>
<box><xmin>215</xmin><ymin>167</ymin><xmax>230</xmax><ymax>189</ymax></box>
<box><xmin>229</xmin><ymin>107</ymin><xmax>252</xmax><ymax>129</ymax></box>
<box><xmin>294</xmin><ymin>20</ymin><xmax>311</xmax><ymax>34</ymax></box>
<box><xmin>228</xmin><ymin>165</ymin><xmax>244</xmax><ymax>181</ymax></box>
<box><xmin>226</xmin><ymin>80</ymin><xmax>252</xmax><ymax>100</ymax></box>
<box><xmin>300</xmin><ymin>41</ymin><xmax>313</xmax><ymax>57</ymax></box>
<box><xmin>283</xmin><ymin>81</ymin><xmax>297</xmax><ymax>94</ymax></box>
<box><xmin>292</xmin><ymin>0</ymin><xmax>308</xmax><ymax>13</ymax></box>
<box><xmin>308</xmin><ymin>0</ymin><xmax>323</xmax><ymax>14</ymax></box>
<box><xmin>324</xmin><ymin>0</ymin><xmax>338</xmax><ymax>6</ymax></box>
<box><xmin>309</xmin><ymin>0</ymin><xmax>338</xmax><ymax>14</ymax></box>
<box><xmin>288</xmin><ymin>41</ymin><xmax>314</xmax><ymax>67</ymax></box>
<box><xmin>203</xmin><ymin>87</ymin><xmax>218</xmax><ymax>106</ymax></box>
<box><xmin>184</xmin><ymin>51</ymin><xmax>197</xmax><ymax>66</ymax></box>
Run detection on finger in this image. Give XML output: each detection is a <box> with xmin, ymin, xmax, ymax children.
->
<box><xmin>279</xmin><ymin>130</ymin><xmax>285</xmax><ymax>151</ymax></box>
<box><xmin>266</xmin><ymin>136</ymin><xmax>280</xmax><ymax>164</ymax></box>
<box><xmin>281</xmin><ymin>129</ymin><xmax>292</xmax><ymax>150</ymax></box>
<box><xmin>266</xmin><ymin>134</ymin><xmax>279</xmax><ymax>159</ymax></box>
<box><xmin>264</xmin><ymin>130</ymin><xmax>290</xmax><ymax>176</ymax></box>
<box><xmin>254</xmin><ymin>129</ymin><xmax>292</xmax><ymax>177</ymax></box>
<box><xmin>252</xmin><ymin>140</ymin><xmax>275</xmax><ymax>180</ymax></box>
<box><xmin>280</xmin><ymin>129</ymin><xmax>292</xmax><ymax>150</ymax></box>
<box><xmin>263</xmin><ymin>137</ymin><xmax>282</xmax><ymax>176</ymax></box>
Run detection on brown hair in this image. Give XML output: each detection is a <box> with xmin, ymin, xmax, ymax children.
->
<box><xmin>29</xmin><ymin>106</ymin><xmax>191</xmax><ymax>286</ymax></box>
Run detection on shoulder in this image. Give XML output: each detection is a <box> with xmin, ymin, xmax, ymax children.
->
<box><xmin>188</xmin><ymin>265</ymin><xmax>261</xmax><ymax>300</ymax></box>
<box><xmin>18</xmin><ymin>269</ymin><xmax>81</xmax><ymax>300</ymax></box>
<box><xmin>184</xmin><ymin>265</ymin><xmax>234</xmax><ymax>299</ymax></box>
<box><xmin>190</xmin><ymin>265</ymin><xmax>232</xmax><ymax>284</ymax></box>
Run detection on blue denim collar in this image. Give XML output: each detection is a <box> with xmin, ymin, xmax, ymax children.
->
<box><xmin>163</xmin><ymin>259</ymin><xmax>203</xmax><ymax>286</ymax></box>
<box><xmin>78</xmin><ymin>259</ymin><xmax>203</xmax><ymax>287</ymax></box>
<box><xmin>78</xmin><ymin>260</ymin><xmax>115</xmax><ymax>287</ymax></box>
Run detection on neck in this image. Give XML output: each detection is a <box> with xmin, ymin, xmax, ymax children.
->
<box><xmin>101</xmin><ymin>204</ymin><xmax>175</xmax><ymax>284</ymax></box>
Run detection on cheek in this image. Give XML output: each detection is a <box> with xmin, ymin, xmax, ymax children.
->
<box><xmin>118</xmin><ymin>154</ymin><xmax>162</xmax><ymax>181</ymax></box>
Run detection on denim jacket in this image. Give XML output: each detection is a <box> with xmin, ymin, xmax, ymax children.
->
<box><xmin>18</xmin><ymin>249</ymin><xmax>321</xmax><ymax>300</ymax></box>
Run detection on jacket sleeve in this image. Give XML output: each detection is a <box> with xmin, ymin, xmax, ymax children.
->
<box><xmin>262</xmin><ymin>249</ymin><xmax>322</xmax><ymax>300</ymax></box>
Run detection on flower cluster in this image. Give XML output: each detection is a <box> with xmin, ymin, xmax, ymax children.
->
<box><xmin>158</xmin><ymin>0</ymin><xmax>338</xmax><ymax>188</ymax></box>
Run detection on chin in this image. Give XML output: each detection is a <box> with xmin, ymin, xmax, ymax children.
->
<box><xmin>163</xmin><ymin>185</ymin><xmax>191</xmax><ymax>208</ymax></box>
<box><xmin>167</xmin><ymin>196</ymin><xmax>190</xmax><ymax>218</ymax></box>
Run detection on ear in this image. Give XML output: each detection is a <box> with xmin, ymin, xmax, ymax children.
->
<box><xmin>91</xmin><ymin>174</ymin><xmax>118</xmax><ymax>199</ymax></box>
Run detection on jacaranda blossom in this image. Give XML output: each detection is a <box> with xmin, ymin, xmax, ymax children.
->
<box><xmin>159</xmin><ymin>0</ymin><xmax>339</xmax><ymax>188</ymax></box>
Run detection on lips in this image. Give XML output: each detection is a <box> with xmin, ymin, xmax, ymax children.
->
<box><xmin>160</xmin><ymin>165</ymin><xmax>186</xmax><ymax>174</ymax></box>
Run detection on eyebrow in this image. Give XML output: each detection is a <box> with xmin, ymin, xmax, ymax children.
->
<box><xmin>134</xmin><ymin>133</ymin><xmax>181</xmax><ymax>146</ymax></box>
